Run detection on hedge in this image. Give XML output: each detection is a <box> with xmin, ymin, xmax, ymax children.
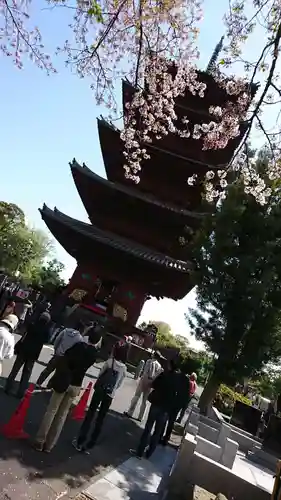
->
<box><xmin>219</xmin><ymin>384</ymin><xmax>252</xmax><ymax>406</ymax></box>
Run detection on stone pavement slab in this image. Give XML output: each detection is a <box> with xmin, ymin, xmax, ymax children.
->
<box><xmin>0</xmin><ymin>363</ymin><xmax>143</xmax><ymax>499</ymax></box>
<box><xmin>233</xmin><ymin>452</ymin><xmax>274</xmax><ymax>493</ymax></box>
<box><xmin>83</xmin><ymin>447</ymin><xmax>176</xmax><ymax>500</ymax></box>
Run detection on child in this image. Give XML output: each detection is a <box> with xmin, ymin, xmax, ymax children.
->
<box><xmin>73</xmin><ymin>341</ymin><xmax>128</xmax><ymax>452</ymax></box>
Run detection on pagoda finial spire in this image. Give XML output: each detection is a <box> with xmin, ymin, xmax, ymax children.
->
<box><xmin>206</xmin><ymin>36</ymin><xmax>224</xmax><ymax>74</ymax></box>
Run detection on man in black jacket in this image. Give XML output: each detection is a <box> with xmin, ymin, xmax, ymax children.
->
<box><xmin>5</xmin><ymin>313</ymin><xmax>51</xmax><ymax>398</ymax></box>
<box><xmin>132</xmin><ymin>360</ymin><xmax>179</xmax><ymax>459</ymax></box>
<box><xmin>33</xmin><ymin>327</ymin><xmax>102</xmax><ymax>453</ymax></box>
<box><xmin>160</xmin><ymin>364</ymin><xmax>190</xmax><ymax>445</ymax></box>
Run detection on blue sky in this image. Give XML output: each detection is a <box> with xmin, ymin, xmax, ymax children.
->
<box><xmin>0</xmin><ymin>1</ymin><xmax>264</xmax><ymax>348</ymax></box>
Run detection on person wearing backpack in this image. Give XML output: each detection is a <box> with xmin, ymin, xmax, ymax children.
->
<box><xmin>33</xmin><ymin>327</ymin><xmax>102</xmax><ymax>453</ymax></box>
<box><xmin>36</xmin><ymin>319</ymin><xmax>86</xmax><ymax>387</ymax></box>
<box><xmin>73</xmin><ymin>341</ymin><xmax>128</xmax><ymax>453</ymax></box>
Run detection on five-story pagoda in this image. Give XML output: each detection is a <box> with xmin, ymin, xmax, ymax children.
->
<box><xmin>40</xmin><ymin>52</ymin><xmax>255</xmax><ymax>330</ymax></box>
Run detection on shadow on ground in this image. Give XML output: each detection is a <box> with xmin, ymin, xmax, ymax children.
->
<box><xmin>0</xmin><ymin>376</ymin><xmax>142</xmax><ymax>496</ymax></box>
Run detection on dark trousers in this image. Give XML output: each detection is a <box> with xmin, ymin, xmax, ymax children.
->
<box><xmin>177</xmin><ymin>398</ymin><xmax>191</xmax><ymax>423</ymax></box>
<box><xmin>137</xmin><ymin>404</ymin><xmax>168</xmax><ymax>458</ymax></box>
<box><xmin>37</xmin><ymin>355</ymin><xmax>60</xmax><ymax>386</ymax></box>
<box><xmin>161</xmin><ymin>407</ymin><xmax>180</xmax><ymax>444</ymax></box>
<box><xmin>77</xmin><ymin>388</ymin><xmax>112</xmax><ymax>448</ymax></box>
<box><xmin>5</xmin><ymin>356</ymin><xmax>34</xmax><ymax>397</ymax></box>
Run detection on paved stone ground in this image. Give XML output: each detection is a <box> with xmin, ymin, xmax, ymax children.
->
<box><xmin>0</xmin><ymin>335</ymin><xmax>145</xmax><ymax>499</ymax></box>
<box><xmin>165</xmin><ymin>488</ymin><xmax>216</xmax><ymax>500</ymax></box>
<box><xmin>0</xmin><ymin>335</ymin><xmax>205</xmax><ymax>500</ymax></box>
<box><xmin>76</xmin><ymin>488</ymin><xmax>216</xmax><ymax>500</ymax></box>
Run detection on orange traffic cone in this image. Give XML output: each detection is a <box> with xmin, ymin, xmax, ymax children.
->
<box><xmin>1</xmin><ymin>383</ymin><xmax>34</xmax><ymax>439</ymax></box>
<box><xmin>71</xmin><ymin>382</ymin><xmax>93</xmax><ymax>421</ymax></box>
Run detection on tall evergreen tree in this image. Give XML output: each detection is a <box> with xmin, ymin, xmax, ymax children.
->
<box><xmin>187</xmin><ymin>154</ymin><xmax>281</xmax><ymax>413</ymax></box>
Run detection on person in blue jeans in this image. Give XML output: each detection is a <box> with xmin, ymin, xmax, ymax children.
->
<box><xmin>132</xmin><ymin>360</ymin><xmax>179</xmax><ymax>459</ymax></box>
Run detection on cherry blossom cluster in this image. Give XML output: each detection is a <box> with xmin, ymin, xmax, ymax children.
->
<box><xmin>2</xmin><ymin>0</ymin><xmax>281</xmax><ymax>206</ymax></box>
<box><xmin>187</xmin><ymin>169</ymin><xmax>228</xmax><ymax>204</ymax></box>
<box><xmin>241</xmin><ymin>167</ymin><xmax>272</xmax><ymax>206</ymax></box>
<box><xmin>194</xmin><ymin>152</ymin><xmax>273</xmax><ymax>206</ymax></box>
<box><xmin>122</xmin><ymin>52</ymin><xmax>252</xmax><ymax>196</ymax></box>
<box><xmin>121</xmin><ymin>56</ymin><xmax>208</xmax><ymax>181</ymax></box>
<box><xmin>61</xmin><ymin>0</ymin><xmax>202</xmax><ymax>110</ymax></box>
<box><xmin>223</xmin><ymin>0</ymin><xmax>281</xmax><ymax>61</ymax></box>
<box><xmin>221</xmin><ymin>0</ymin><xmax>281</xmax><ymax>203</ymax></box>
<box><xmin>0</xmin><ymin>0</ymin><xmax>54</xmax><ymax>71</ymax></box>
<box><xmin>66</xmin><ymin>0</ymin><xmax>281</xmax><ymax>205</ymax></box>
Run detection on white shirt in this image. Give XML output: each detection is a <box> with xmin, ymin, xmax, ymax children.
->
<box><xmin>0</xmin><ymin>325</ymin><xmax>14</xmax><ymax>361</ymax></box>
<box><xmin>142</xmin><ymin>358</ymin><xmax>162</xmax><ymax>380</ymax></box>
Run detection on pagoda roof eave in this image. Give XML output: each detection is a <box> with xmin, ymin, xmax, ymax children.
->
<box><xmin>98</xmin><ymin>117</ymin><xmax>229</xmax><ymax>170</ymax></box>
<box><xmin>122</xmin><ymin>78</ymin><xmax>258</xmax><ymax>119</ymax></box>
<box><xmin>97</xmin><ymin>118</ymin><xmax>220</xmax><ymax>209</ymax></box>
<box><xmin>70</xmin><ymin>159</ymin><xmax>207</xmax><ymax>220</ymax></box>
<box><xmin>39</xmin><ymin>205</ymin><xmax>193</xmax><ymax>273</ymax></box>
<box><xmin>122</xmin><ymin>80</ymin><xmax>214</xmax><ymax>120</ymax></box>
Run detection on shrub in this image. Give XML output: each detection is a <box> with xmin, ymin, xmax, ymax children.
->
<box><xmin>220</xmin><ymin>385</ymin><xmax>252</xmax><ymax>406</ymax></box>
<box><xmin>214</xmin><ymin>384</ymin><xmax>252</xmax><ymax>416</ymax></box>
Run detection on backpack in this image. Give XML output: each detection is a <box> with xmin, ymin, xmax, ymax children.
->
<box><xmin>95</xmin><ymin>358</ymin><xmax>118</xmax><ymax>395</ymax></box>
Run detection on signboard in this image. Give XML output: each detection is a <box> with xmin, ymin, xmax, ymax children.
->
<box><xmin>112</xmin><ymin>303</ymin><xmax>128</xmax><ymax>322</ymax></box>
<box><xmin>69</xmin><ymin>289</ymin><xmax>87</xmax><ymax>301</ymax></box>
<box><xmin>16</xmin><ymin>289</ymin><xmax>30</xmax><ymax>300</ymax></box>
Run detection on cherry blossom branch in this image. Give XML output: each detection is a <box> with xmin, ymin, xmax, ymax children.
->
<box><xmin>3</xmin><ymin>0</ymin><xmax>281</xmax><ymax>206</ymax></box>
<box><xmin>1</xmin><ymin>0</ymin><xmax>54</xmax><ymax>71</ymax></box>
<box><xmin>134</xmin><ymin>1</ymin><xmax>143</xmax><ymax>87</ymax></box>
<box><xmin>232</xmin><ymin>20</ymin><xmax>281</xmax><ymax>161</ymax></box>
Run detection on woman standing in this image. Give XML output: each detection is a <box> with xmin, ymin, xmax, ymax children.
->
<box><xmin>5</xmin><ymin>313</ymin><xmax>51</xmax><ymax>398</ymax></box>
<box><xmin>73</xmin><ymin>341</ymin><xmax>128</xmax><ymax>453</ymax></box>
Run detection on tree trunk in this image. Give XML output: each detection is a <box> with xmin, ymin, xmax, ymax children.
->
<box><xmin>199</xmin><ymin>370</ymin><xmax>221</xmax><ymax>415</ymax></box>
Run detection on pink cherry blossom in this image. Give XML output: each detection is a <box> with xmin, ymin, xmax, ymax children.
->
<box><xmin>2</xmin><ymin>0</ymin><xmax>281</xmax><ymax>205</ymax></box>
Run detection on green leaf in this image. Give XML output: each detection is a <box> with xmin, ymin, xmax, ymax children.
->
<box><xmin>88</xmin><ymin>1</ymin><xmax>103</xmax><ymax>23</ymax></box>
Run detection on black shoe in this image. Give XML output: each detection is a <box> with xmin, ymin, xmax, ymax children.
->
<box><xmin>81</xmin><ymin>447</ymin><xmax>91</xmax><ymax>455</ymax></box>
<box><xmin>124</xmin><ymin>411</ymin><xmax>134</xmax><ymax>419</ymax></box>
<box><xmin>72</xmin><ymin>439</ymin><xmax>82</xmax><ymax>451</ymax></box>
<box><xmin>129</xmin><ymin>448</ymin><xmax>142</xmax><ymax>459</ymax></box>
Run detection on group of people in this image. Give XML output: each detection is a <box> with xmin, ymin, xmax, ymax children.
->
<box><xmin>125</xmin><ymin>354</ymin><xmax>197</xmax><ymax>457</ymax></box>
<box><xmin>0</xmin><ymin>311</ymin><xmax>129</xmax><ymax>452</ymax></box>
<box><xmin>0</xmin><ymin>308</ymin><xmax>196</xmax><ymax>459</ymax></box>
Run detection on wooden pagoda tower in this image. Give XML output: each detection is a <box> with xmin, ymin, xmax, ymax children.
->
<box><xmin>40</xmin><ymin>56</ymin><xmax>255</xmax><ymax>329</ymax></box>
